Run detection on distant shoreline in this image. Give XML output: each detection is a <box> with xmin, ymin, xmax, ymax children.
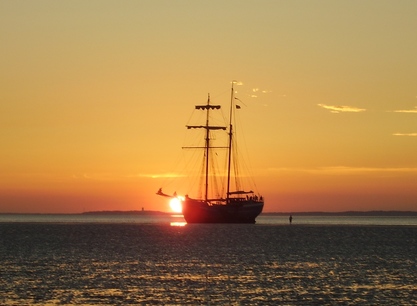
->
<box><xmin>81</xmin><ymin>210</ymin><xmax>169</xmax><ymax>216</ymax></box>
<box><xmin>1</xmin><ymin>210</ymin><xmax>417</xmax><ymax>216</ymax></box>
<box><xmin>263</xmin><ymin>211</ymin><xmax>417</xmax><ymax>217</ymax></box>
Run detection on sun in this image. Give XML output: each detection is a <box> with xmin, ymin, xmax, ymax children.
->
<box><xmin>169</xmin><ymin>197</ymin><xmax>183</xmax><ymax>213</ymax></box>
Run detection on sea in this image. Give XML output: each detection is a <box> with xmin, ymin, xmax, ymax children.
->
<box><xmin>1</xmin><ymin>214</ymin><xmax>416</xmax><ymax>305</ymax></box>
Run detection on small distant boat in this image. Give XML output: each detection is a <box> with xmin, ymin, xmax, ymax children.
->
<box><xmin>157</xmin><ymin>82</ymin><xmax>264</xmax><ymax>223</ymax></box>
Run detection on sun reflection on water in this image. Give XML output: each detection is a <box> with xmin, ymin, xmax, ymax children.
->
<box><xmin>170</xmin><ymin>221</ymin><xmax>187</xmax><ymax>227</ymax></box>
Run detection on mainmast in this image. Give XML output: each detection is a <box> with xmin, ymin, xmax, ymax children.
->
<box><xmin>204</xmin><ymin>94</ymin><xmax>210</xmax><ymax>201</ymax></box>
<box><xmin>226</xmin><ymin>82</ymin><xmax>235</xmax><ymax>203</ymax></box>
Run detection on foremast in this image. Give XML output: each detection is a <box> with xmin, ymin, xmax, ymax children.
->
<box><xmin>186</xmin><ymin>95</ymin><xmax>226</xmax><ymax>202</ymax></box>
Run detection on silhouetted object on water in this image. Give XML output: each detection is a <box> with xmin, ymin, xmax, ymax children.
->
<box><xmin>157</xmin><ymin>82</ymin><xmax>264</xmax><ymax>223</ymax></box>
<box><xmin>289</xmin><ymin>215</ymin><xmax>293</xmax><ymax>225</ymax></box>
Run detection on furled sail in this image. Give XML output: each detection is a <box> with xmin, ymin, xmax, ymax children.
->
<box><xmin>195</xmin><ymin>105</ymin><xmax>221</xmax><ymax>110</ymax></box>
<box><xmin>228</xmin><ymin>190</ymin><xmax>254</xmax><ymax>195</ymax></box>
<box><xmin>186</xmin><ymin>125</ymin><xmax>226</xmax><ymax>130</ymax></box>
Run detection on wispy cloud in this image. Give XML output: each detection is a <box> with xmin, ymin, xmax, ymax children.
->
<box><xmin>145</xmin><ymin>173</ymin><xmax>187</xmax><ymax>179</ymax></box>
<box><xmin>248</xmin><ymin>87</ymin><xmax>272</xmax><ymax>98</ymax></box>
<box><xmin>232</xmin><ymin>80</ymin><xmax>244</xmax><ymax>86</ymax></box>
<box><xmin>126</xmin><ymin>173</ymin><xmax>186</xmax><ymax>179</ymax></box>
<box><xmin>233</xmin><ymin>81</ymin><xmax>273</xmax><ymax>100</ymax></box>
<box><xmin>392</xmin><ymin>133</ymin><xmax>417</xmax><ymax>137</ymax></box>
<box><xmin>318</xmin><ymin>104</ymin><xmax>366</xmax><ymax>113</ymax></box>
<box><xmin>392</xmin><ymin>106</ymin><xmax>417</xmax><ymax>113</ymax></box>
<box><xmin>71</xmin><ymin>172</ymin><xmax>186</xmax><ymax>180</ymax></box>
<box><xmin>268</xmin><ymin>166</ymin><xmax>417</xmax><ymax>175</ymax></box>
<box><xmin>72</xmin><ymin>173</ymin><xmax>122</xmax><ymax>181</ymax></box>
<box><xmin>316</xmin><ymin>166</ymin><xmax>417</xmax><ymax>174</ymax></box>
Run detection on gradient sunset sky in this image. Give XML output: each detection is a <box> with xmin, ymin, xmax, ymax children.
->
<box><xmin>1</xmin><ymin>1</ymin><xmax>416</xmax><ymax>213</ymax></box>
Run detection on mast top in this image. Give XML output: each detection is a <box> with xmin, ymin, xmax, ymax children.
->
<box><xmin>188</xmin><ymin>95</ymin><xmax>225</xmax><ymax>130</ymax></box>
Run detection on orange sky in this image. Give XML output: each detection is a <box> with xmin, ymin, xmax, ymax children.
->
<box><xmin>1</xmin><ymin>1</ymin><xmax>417</xmax><ymax>213</ymax></box>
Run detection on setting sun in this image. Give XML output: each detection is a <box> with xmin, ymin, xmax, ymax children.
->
<box><xmin>169</xmin><ymin>198</ymin><xmax>183</xmax><ymax>213</ymax></box>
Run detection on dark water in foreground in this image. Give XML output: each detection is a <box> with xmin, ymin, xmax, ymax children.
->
<box><xmin>1</xmin><ymin>217</ymin><xmax>416</xmax><ymax>305</ymax></box>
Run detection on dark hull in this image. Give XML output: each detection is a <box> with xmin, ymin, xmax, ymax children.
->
<box><xmin>182</xmin><ymin>198</ymin><xmax>264</xmax><ymax>224</ymax></box>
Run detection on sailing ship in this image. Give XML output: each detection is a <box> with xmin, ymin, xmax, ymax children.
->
<box><xmin>157</xmin><ymin>82</ymin><xmax>264</xmax><ymax>223</ymax></box>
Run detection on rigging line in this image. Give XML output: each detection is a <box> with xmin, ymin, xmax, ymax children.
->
<box><xmin>221</xmin><ymin>148</ymin><xmax>227</xmax><ymax>197</ymax></box>
<box><xmin>161</xmin><ymin>163</ymin><xmax>182</xmax><ymax>191</ymax></box>
<box><xmin>197</xmin><ymin>152</ymin><xmax>205</xmax><ymax>199</ymax></box>
<box><xmin>234</xmin><ymin>97</ymin><xmax>247</xmax><ymax>107</ymax></box>
<box><xmin>162</xmin><ymin>108</ymin><xmax>207</xmax><ymax>187</ymax></box>
<box><xmin>160</xmin><ymin>137</ymin><xmax>191</xmax><ymax>191</ymax></box>
<box><xmin>184</xmin><ymin>107</ymin><xmax>196</xmax><ymax>127</ymax></box>
<box><xmin>212</xmin><ymin>149</ymin><xmax>226</xmax><ymax>199</ymax></box>
<box><xmin>209</xmin><ymin>152</ymin><xmax>219</xmax><ymax>199</ymax></box>
<box><xmin>232</xmin><ymin>150</ymin><xmax>239</xmax><ymax>192</ymax></box>
<box><xmin>210</xmin><ymin>88</ymin><xmax>230</xmax><ymax>101</ymax></box>
<box><xmin>236</xmin><ymin>113</ymin><xmax>259</xmax><ymax>193</ymax></box>
<box><xmin>177</xmin><ymin>135</ymin><xmax>205</xmax><ymax>196</ymax></box>
<box><xmin>233</xmin><ymin>103</ymin><xmax>260</xmax><ymax>194</ymax></box>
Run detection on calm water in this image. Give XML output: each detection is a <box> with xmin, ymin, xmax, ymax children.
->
<box><xmin>1</xmin><ymin>214</ymin><xmax>416</xmax><ymax>305</ymax></box>
<box><xmin>1</xmin><ymin>213</ymin><xmax>417</xmax><ymax>226</ymax></box>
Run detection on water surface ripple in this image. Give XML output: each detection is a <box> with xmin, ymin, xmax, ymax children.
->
<box><xmin>1</xmin><ymin>223</ymin><xmax>416</xmax><ymax>305</ymax></box>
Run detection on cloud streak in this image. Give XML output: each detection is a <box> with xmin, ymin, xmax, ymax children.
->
<box><xmin>268</xmin><ymin>166</ymin><xmax>417</xmax><ymax>175</ymax></box>
<box><xmin>71</xmin><ymin>172</ymin><xmax>187</xmax><ymax>180</ymax></box>
<box><xmin>131</xmin><ymin>173</ymin><xmax>187</xmax><ymax>179</ymax></box>
<box><xmin>392</xmin><ymin>106</ymin><xmax>417</xmax><ymax>113</ymax></box>
<box><xmin>318</xmin><ymin>104</ymin><xmax>366</xmax><ymax>113</ymax></box>
<box><xmin>392</xmin><ymin>133</ymin><xmax>417</xmax><ymax>137</ymax></box>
